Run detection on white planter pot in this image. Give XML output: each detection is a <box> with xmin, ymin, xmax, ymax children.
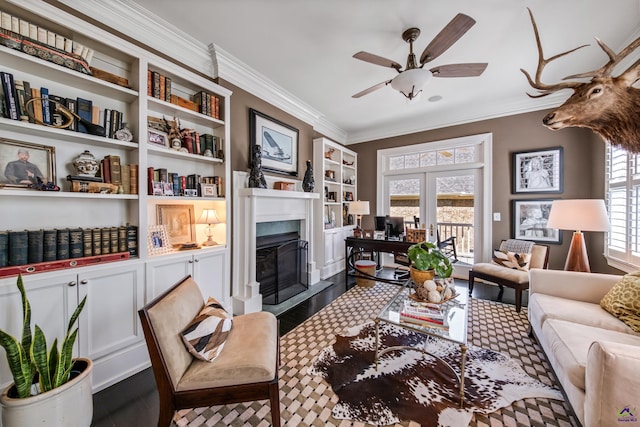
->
<box><xmin>0</xmin><ymin>358</ymin><xmax>93</xmax><ymax>427</ymax></box>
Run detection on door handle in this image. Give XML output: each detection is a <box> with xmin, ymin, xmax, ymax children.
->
<box><xmin>80</xmin><ymin>280</ymin><xmax>88</xmax><ymax>285</ymax></box>
<box><xmin>430</xmin><ymin>224</ymin><xmax>434</xmax><ymax>237</ymax></box>
<box><xmin>68</xmin><ymin>281</ymin><xmax>77</xmax><ymax>287</ymax></box>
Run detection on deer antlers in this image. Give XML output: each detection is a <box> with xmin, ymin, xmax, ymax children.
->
<box><xmin>520</xmin><ymin>7</ymin><xmax>640</xmax><ymax>97</ymax></box>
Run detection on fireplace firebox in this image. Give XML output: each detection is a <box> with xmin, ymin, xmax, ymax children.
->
<box><xmin>256</xmin><ymin>232</ymin><xmax>309</xmax><ymax>305</ymax></box>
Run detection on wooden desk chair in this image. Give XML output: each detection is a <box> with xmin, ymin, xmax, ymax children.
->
<box><xmin>138</xmin><ymin>276</ymin><xmax>281</xmax><ymax>427</ymax></box>
<box><xmin>468</xmin><ymin>240</ymin><xmax>549</xmax><ymax>312</ymax></box>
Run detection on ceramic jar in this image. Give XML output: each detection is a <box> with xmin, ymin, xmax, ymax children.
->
<box><xmin>72</xmin><ymin>150</ymin><xmax>99</xmax><ymax>177</ymax></box>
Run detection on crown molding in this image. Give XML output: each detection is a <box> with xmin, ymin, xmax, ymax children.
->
<box><xmin>344</xmin><ymin>93</ymin><xmax>568</xmax><ymax>145</ymax></box>
<box><xmin>213</xmin><ymin>46</ymin><xmax>347</xmax><ymax>143</ymax></box>
<box><xmin>52</xmin><ymin>0</ymin><xmax>216</xmax><ymax>77</ymax></box>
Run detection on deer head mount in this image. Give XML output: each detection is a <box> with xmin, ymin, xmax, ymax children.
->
<box><xmin>521</xmin><ymin>8</ymin><xmax>640</xmax><ymax>152</ymax></box>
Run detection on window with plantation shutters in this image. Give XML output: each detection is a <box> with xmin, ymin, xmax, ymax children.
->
<box><xmin>605</xmin><ymin>144</ymin><xmax>640</xmax><ymax>270</ymax></box>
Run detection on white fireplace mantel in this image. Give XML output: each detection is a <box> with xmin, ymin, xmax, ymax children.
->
<box><xmin>232</xmin><ymin>172</ymin><xmax>320</xmax><ymax>314</ymax></box>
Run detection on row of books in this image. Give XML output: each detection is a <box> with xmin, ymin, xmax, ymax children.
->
<box><xmin>400</xmin><ymin>300</ymin><xmax>448</xmax><ymax>330</ymax></box>
<box><xmin>0</xmin><ymin>225</ymin><xmax>138</xmax><ymax>268</ymax></box>
<box><xmin>180</xmin><ymin>131</ymin><xmax>223</xmax><ymax>158</ymax></box>
<box><xmin>147</xmin><ymin>70</ymin><xmax>221</xmax><ymax>120</ymax></box>
<box><xmin>147</xmin><ymin>167</ymin><xmax>223</xmax><ymax>197</ymax></box>
<box><xmin>0</xmin><ymin>70</ymin><xmax>125</xmax><ymax>137</ymax></box>
<box><xmin>1</xmin><ymin>9</ymin><xmax>94</xmax><ymax>67</ymax></box>
<box><xmin>68</xmin><ymin>157</ymin><xmax>138</xmax><ymax>195</ymax></box>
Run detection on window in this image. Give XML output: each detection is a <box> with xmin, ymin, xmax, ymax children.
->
<box><xmin>605</xmin><ymin>144</ymin><xmax>640</xmax><ymax>270</ymax></box>
<box><xmin>388</xmin><ymin>145</ymin><xmax>479</xmax><ymax>171</ymax></box>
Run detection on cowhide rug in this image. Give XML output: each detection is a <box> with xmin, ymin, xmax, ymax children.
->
<box><xmin>309</xmin><ymin>321</ymin><xmax>562</xmax><ymax>427</ymax></box>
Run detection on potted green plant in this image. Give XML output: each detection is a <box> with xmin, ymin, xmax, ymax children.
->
<box><xmin>407</xmin><ymin>241</ymin><xmax>453</xmax><ymax>283</ymax></box>
<box><xmin>0</xmin><ymin>274</ymin><xmax>93</xmax><ymax>427</ymax></box>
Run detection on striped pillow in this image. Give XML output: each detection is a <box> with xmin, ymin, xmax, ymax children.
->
<box><xmin>181</xmin><ymin>297</ymin><xmax>232</xmax><ymax>362</ymax></box>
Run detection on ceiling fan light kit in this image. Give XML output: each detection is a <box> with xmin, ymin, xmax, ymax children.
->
<box><xmin>352</xmin><ymin>13</ymin><xmax>487</xmax><ymax>102</ymax></box>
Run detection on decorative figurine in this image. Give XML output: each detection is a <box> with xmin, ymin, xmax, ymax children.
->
<box><xmin>248</xmin><ymin>145</ymin><xmax>267</xmax><ymax>189</ymax></box>
<box><xmin>302</xmin><ymin>160</ymin><xmax>315</xmax><ymax>192</ymax></box>
<box><xmin>72</xmin><ymin>150</ymin><xmax>100</xmax><ymax>177</ymax></box>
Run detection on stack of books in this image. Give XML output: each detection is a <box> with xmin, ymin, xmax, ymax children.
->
<box><xmin>400</xmin><ymin>300</ymin><xmax>448</xmax><ymax>330</ymax></box>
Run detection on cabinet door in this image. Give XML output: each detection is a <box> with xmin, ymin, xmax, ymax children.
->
<box><xmin>192</xmin><ymin>250</ymin><xmax>227</xmax><ymax>304</ymax></box>
<box><xmin>145</xmin><ymin>254</ymin><xmax>193</xmax><ymax>301</ymax></box>
<box><xmin>76</xmin><ymin>263</ymin><xmax>144</xmax><ymax>361</ymax></box>
<box><xmin>323</xmin><ymin>230</ymin><xmax>336</xmax><ymax>265</ymax></box>
<box><xmin>0</xmin><ymin>273</ymin><xmax>76</xmax><ymax>390</ymax></box>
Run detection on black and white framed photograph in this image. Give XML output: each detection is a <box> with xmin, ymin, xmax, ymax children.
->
<box><xmin>512</xmin><ymin>199</ymin><xmax>562</xmax><ymax>244</ymax></box>
<box><xmin>249</xmin><ymin>108</ymin><xmax>299</xmax><ymax>177</ymax></box>
<box><xmin>512</xmin><ymin>147</ymin><xmax>563</xmax><ymax>194</ymax></box>
<box><xmin>0</xmin><ymin>139</ymin><xmax>56</xmax><ymax>188</ymax></box>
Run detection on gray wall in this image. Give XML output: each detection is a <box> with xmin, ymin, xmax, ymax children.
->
<box><xmin>221</xmin><ymin>78</ymin><xmax>620</xmax><ymax>274</ymax></box>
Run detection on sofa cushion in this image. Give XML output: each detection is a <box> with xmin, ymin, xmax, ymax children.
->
<box><xmin>529</xmin><ymin>293</ymin><xmax>639</xmax><ymax>336</ymax></box>
<box><xmin>471</xmin><ymin>262</ymin><xmax>529</xmax><ymax>284</ymax></box>
<box><xmin>491</xmin><ymin>249</ymin><xmax>531</xmax><ymax>271</ymax></box>
<box><xmin>181</xmin><ymin>297</ymin><xmax>233</xmax><ymax>362</ymax></box>
<box><xmin>600</xmin><ymin>271</ymin><xmax>640</xmax><ymax>333</ymax></box>
<box><xmin>541</xmin><ymin>319</ymin><xmax>640</xmax><ymax>391</ymax></box>
<box><xmin>178</xmin><ymin>311</ymin><xmax>278</xmax><ymax>390</ymax></box>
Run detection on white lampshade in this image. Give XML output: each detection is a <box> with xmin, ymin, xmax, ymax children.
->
<box><xmin>390</xmin><ymin>69</ymin><xmax>433</xmax><ymax>101</ymax></box>
<box><xmin>547</xmin><ymin>199</ymin><xmax>610</xmax><ymax>232</ymax></box>
<box><xmin>349</xmin><ymin>200</ymin><xmax>370</xmax><ymax>215</ymax></box>
<box><xmin>197</xmin><ymin>209</ymin><xmax>222</xmax><ymax>225</ymax></box>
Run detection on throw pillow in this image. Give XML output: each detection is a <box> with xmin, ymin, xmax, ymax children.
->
<box><xmin>181</xmin><ymin>297</ymin><xmax>233</xmax><ymax>362</ymax></box>
<box><xmin>600</xmin><ymin>271</ymin><xmax>640</xmax><ymax>333</ymax></box>
<box><xmin>491</xmin><ymin>249</ymin><xmax>531</xmax><ymax>271</ymax></box>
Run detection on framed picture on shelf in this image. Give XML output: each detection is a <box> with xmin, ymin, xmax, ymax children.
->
<box><xmin>512</xmin><ymin>147</ymin><xmax>563</xmax><ymax>194</ymax></box>
<box><xmin>147</xmin><ymin>225</ymin><xmax>171</xmax><ymax>255</ymax></box>
<box><xmin>512</xmin><ymin>199</ymin><xmax>562</xmax><ymax>244</ymax></box>
<box><xmin>156</xmin><ymin>204</ymin><xmax>196</xmax><ymax>245</ymax></box>
<box><xmin>325</xmin><ymin>170</ymin><xmax>336</xmax><ymax>181</ymax></box>
<box><xmin>200</xmin><ymin>183</ymin><xmax>217</xmax><ymax>197</ymax></box>
<box><xmin>344</xmin><ymin>191</ymin><xmax>354</xmax><ymax>201</ymax></box>
<box><xmin>249</xmin><ymin>108</ymin><xmax>299</xmax><ymax>177</ymax></box>
<box><xmin>0</xmin><ymin>139</ymin><xmax>56</xmax><ymax>189</ymax></box>
<box><xmin>148</xmin><ymin>129</ymin><xmax>169</xmax><ymax>148</ymax></box>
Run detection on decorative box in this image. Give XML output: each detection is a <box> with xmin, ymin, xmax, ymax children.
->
<box><xmin>274</xmin><ymin>182</ymin><xmax>295</xmax><ymax>191</ymax></box>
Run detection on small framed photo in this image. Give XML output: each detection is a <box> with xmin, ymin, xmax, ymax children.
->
<box><xmin>512</xmin><ymin>147</ymin><xmax>563</xmax><ymax>194</ymax></box>
<box><xmin>325</xmin><ymin>170</ymin><xmax>336</xmax><ymax>181</ymax></box>
<box><xmin>148</xmin><ymin>129</ymin><xmax>169</xmax><ymax>148</ymax></box>
<box><xmin>162</xmin><ymin>182</ymin><xmax>174</xmax><ymax>196</ymax></box>
<box><xmin>200</xmin><ymin>183</ymin><xmax>217</xmax><ymax>197</ymax></box>
<box><xmin>344</xmin><ymin>191</ymin><xmax>354</xmax><ymax>201</ymax></box>
<box><xmin>0</xmin><ymin>139</ymin><xmax>56</xmax><ymax>189</ymax></box>
<box><xmin>512</xmin><ymin>199</ymin><xmax>562</xmax><ymax>244</ymax></box>
<box><xmin>152</xmin><ymin>181</ymin><xmax>164</xmax><ymax>196</ymax></box>
<box><xmin>147</xmin><ymin>225</ymin><xmax>171</xmax><ymax>255</ymax></box>
<box><xmin>156</xmin><ymin>204</ymin><xmax>195</xmax><ymax>245</ymax></box>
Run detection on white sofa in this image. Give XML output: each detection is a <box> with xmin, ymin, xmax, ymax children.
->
<box><xmin>528</xmin><ymin>269</ymin><xmax>640</xmax><ymax>427</ymax></box>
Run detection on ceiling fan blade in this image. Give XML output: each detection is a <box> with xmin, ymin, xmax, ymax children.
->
<box><xmin>353</xmin><ymin>51</ymin><xmax>402</xmax><ymax>70</ymax></box>
<box><xmin>352</xmin><ymin>79</ymin><xmax>393</xmax><ymax>98</ymax></box>
<box><xmin>430</xmin><ymin>63</ymin><xmax>488</xmax><ymax>77</ymax></box>
<box><xmin>419</xmin><ymin>13</ymin><xmax>476</xmax><ymax>64</ymax></box>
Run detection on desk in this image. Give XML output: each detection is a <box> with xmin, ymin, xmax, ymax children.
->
<box><xmin>344</xmin><ymin>237</ymin><xmax>413</xmax><ymax>285</ymax></box>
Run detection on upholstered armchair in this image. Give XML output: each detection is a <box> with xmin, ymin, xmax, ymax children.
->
<box><xmin>468</xmin><ymin>239</ymin><xmax>549</xmax><ymax>312</ymax></box>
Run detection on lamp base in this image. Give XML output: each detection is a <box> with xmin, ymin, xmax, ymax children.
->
<box><xmin>564</xmin><ymin>231</ymin><xmax>590</xmax><ymax>272</ymax></box>
<box><xmin>201</xmin><ymin>237</ymin><xmax>218</xmax><ymax>247</ymax></box>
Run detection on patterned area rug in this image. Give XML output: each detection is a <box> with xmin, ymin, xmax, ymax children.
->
<box><xmin>309</xmin><ymin>322</ymin><xmax>562</xmax><ymax>426</ymax></box>
<box><xmin>173</xmin><ymin>282</ymin><xmax>580</xmax><ymax>426</ymax></box>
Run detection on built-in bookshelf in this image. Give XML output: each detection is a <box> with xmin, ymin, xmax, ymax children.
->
<box><xmin>313</xmin><ymin>137</ymin><xmax>358</xmax><ymax>279</ymax></box>
<box><xmin>0</xmin><ymin>1</ymin><xmax>231</xmax><ymax>393</ymax></box>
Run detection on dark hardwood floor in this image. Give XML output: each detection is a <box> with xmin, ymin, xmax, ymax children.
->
<box><xmin>91</xmin><ymin>269</ymin><xmax>526</xmax><ymax>426</ymax></box>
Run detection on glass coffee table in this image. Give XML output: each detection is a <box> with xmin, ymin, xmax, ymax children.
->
<box><xmin>375</xmin><ymin>279</ymin><xmax>469</xmax><ymax>407</ymax></box>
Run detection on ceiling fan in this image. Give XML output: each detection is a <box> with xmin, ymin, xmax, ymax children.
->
<box><xmin>352</xmin><ymin>13</ymin><xmax>488</xmax><ymax>101</ymax></box>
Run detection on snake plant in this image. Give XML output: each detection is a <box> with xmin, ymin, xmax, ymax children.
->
<box><xmin>0</xmin><ymin>274</ymin><xmax>86</xmax><ymax>398</ymax></box>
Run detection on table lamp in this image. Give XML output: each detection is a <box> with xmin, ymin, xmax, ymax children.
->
<box><xmin>349</xmin><ymin>200</ymin><xmax>370</xmax><ymax>237</ymax></box>
<box><xmin>197</xmin><ymin>209</ymin><xmax>222</xmax><ymax>246</ymax></box>
<box><xmin>546</xmin><ymin>199</ymin><xmax>610</xmax><ymax>272</ymax></box>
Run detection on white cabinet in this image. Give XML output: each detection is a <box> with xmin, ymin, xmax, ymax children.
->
<box><xmin>313</xmin><ymin>138</ymin><xmax>357</xmax><ymax>279</ymax></box>
<box><xmin>145</xmin><ymin>248</ymin><xmax>228</xmax><ymax>308</ymax></box>
<box><xmin>0</xmin><ymin>261</ymin><xmax>146</xmax><ymax>392</ymax></box>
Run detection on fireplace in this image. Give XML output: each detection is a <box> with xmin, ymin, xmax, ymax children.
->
<box><xmin>256</xmin><ymin>231</ymin><xmax>308</xmax><ymax>305</ymax></box>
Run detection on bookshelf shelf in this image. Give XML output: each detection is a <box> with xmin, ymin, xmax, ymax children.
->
<box><xmin>0</xmin><ymin>189</ymin><xmax>138</xmax><ymax>200</ymax></box>
<box><xmin>147</xmin><ymin>97</ymin><xmax>224</xmax><ymax>128</ymax></box>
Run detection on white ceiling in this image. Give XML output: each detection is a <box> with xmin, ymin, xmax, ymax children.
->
<box><xmin>116</xmin><ymin>1</ymin><xmax>640</xmax><ymax>143</ymax></box>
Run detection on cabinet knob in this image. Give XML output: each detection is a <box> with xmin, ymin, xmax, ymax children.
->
<box><xmin>80</xmin><ymin>280</ymin><xmax>88</xmax><ymax>285</ymax></box>
<box><xmin>194</xmin><ymin>259</ymin><xmax>200</xmax><ymax>263</ymax></box>
<box><xmin>68</xmin><ymin>281</ymin><xmax>77</xmax><ymax>287</ymax></box>
<box><xmin>188</xmin><ymin>260</ymin><xmax>194</xmax><ymax>264</ymax></box>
